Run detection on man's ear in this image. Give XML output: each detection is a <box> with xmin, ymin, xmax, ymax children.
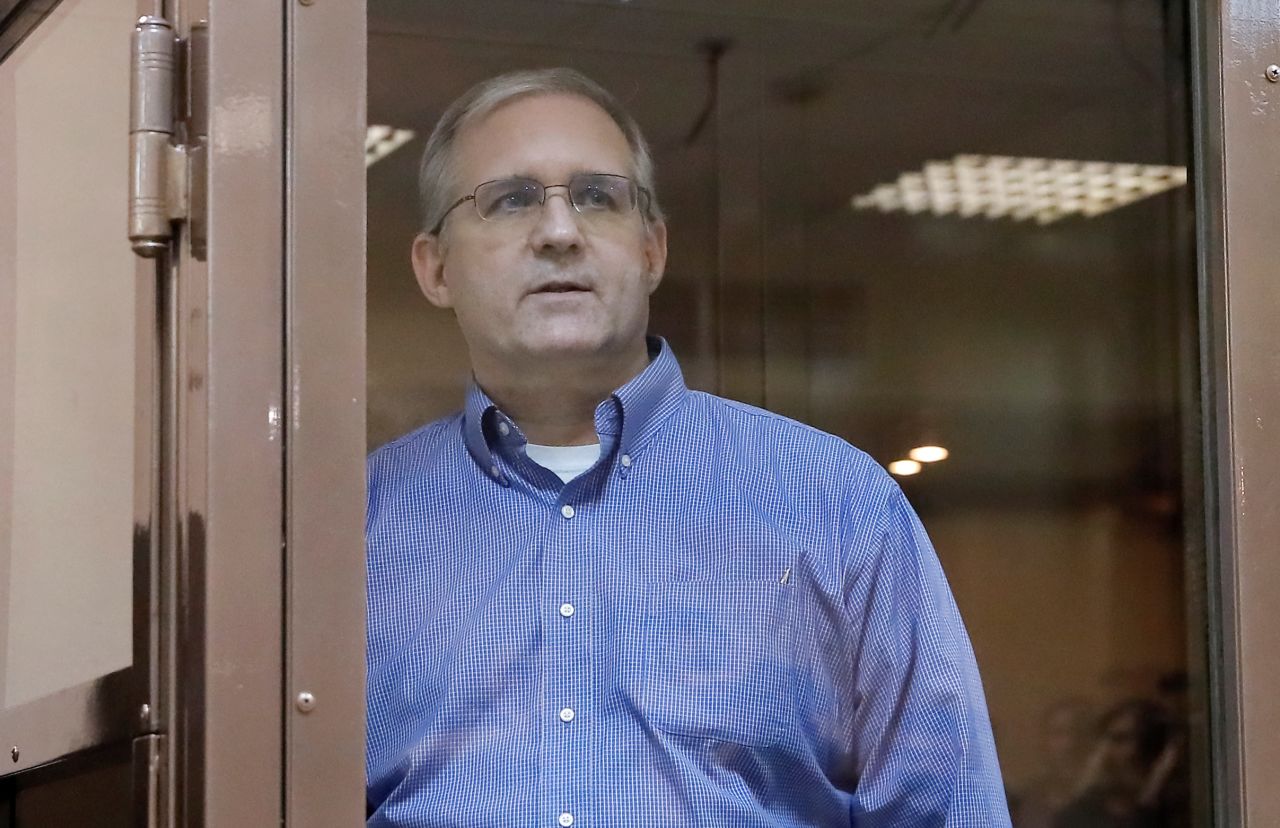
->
<box><xmin>411</xmin><ymin>232</ymin><xmax>453</xmax><ymax>308</ymax></box>
<box><xmin>643</xmin><ymin>219</ymin><xmax>668</xmax><ymax>295</ymax></box>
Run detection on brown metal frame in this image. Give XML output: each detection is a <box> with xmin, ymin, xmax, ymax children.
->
<box><xmin>180</xmin><ymin>0</ymin><xmax>286</xmax><ymax>822</ymax></box>
<box><xmin>1193</xmin><ymin>0</ymin><xmax>1280</xmax><ymax>824</ymax></box>
<box><xmin>282</xmin><ymin>0</ymin><xmax>367</xmax><ymax>824</ymax></box>
<box><xmin>0</xmin><ymin>0</ymin><xmax>60</xmax><ymax>60</ymax></box>
<box><xmin>0</xmin><ymin>671</ymin><xmax>138</xmax><ymax>775</ymax></box>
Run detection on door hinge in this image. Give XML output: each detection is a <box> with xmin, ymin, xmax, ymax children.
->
<box><xmin>129</xmin><ymin>15</ymin><xmax>208</xmax><ymax>260</ymax></box>
<box><xmin>133</xmin><ymin>733</ymin><xmax>169</xmax><ymax>828</ymax></box>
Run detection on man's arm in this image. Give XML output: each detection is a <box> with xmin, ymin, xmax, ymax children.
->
<box><xmin>842</xmin><ymin>483</ymin><xmax>1011</xmax><ymax>827</ymax></box>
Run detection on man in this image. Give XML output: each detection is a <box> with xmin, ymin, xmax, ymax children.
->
<box><xmin>366</xmin><ymin>67</ymin><xmax>1010</xmax><ymax>827</ymax></box>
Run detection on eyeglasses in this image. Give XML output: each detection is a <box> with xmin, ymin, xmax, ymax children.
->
<box><xmin>431</xmin><ymin>173</ymin><xmax>650</xmax><ymax>234</ymax></box>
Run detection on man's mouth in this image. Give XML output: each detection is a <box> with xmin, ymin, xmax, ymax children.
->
<box><xmin>531</xmin><ymin>281</ymin><xmax>591</xmax><ymax>294</ymax></box>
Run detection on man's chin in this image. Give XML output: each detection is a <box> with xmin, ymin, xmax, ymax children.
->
<box><xmin>508</xmin><ymin>331</ymin><xmax>629</xmax><ymax>364</ymax></box>
<box><xmin>523</xmin><ymin>338</ymin><xmax>608</xmax><ymax>361</ymax></box>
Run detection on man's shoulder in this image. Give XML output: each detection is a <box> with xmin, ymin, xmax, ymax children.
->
<box><xmin>680</xmin><ymin>390</ymin><xmax>900</xmax><ymax>510</ymax></box>
<box><xmin>686</xmin><ymin>390</ymin><xmax>885</xmax><ymax>473</ymax></box>
<box><xmin>367</xmin><ymin>412</ymin><xmax>464</xmax><ymax>479</ymax></box>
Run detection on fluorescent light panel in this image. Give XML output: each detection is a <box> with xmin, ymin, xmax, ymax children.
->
<box><xmin>366</xmin><ymin>125</ymin><xmax>416</xmax><ymax>167</ymax></box>
<box><xmin>852</xmin><ymin>155</ymin><xmax>1187</xmax><ymax>225</ymax></box>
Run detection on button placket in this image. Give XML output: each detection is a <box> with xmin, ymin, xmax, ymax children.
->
<box><xmin>542</xmin><ymin>496</ymin><xmax>589</xmax><ymax>827</ymax></box>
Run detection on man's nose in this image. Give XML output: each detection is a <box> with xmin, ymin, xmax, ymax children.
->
<box><xmin>528</xmin><ymin>189</ymin><xmax>585</xmax><ymax>254</ymax></box>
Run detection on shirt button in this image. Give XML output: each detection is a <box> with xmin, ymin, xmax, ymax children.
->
<box><xmin>498</xmin><ymin>421</ymin><xmax>510</xmax><ymax>436</ymax></box>
<box><xmin>558</xmin><ymin>814</ymin><xmax>574</xmax><ymax>828</ymax></box>
<box><xmin>620</xmin><ymin>454</ymin><xmax>632</xmax><ymax>467</ymax></box>
<box><xmin>489</xmin><ymin>465</ymin><xmax>501</xmax><ymax>478</ymax></box>
<box><xmin>561</xmin><ymin>504</ymin><xmax>575</xmax><ymax>519</ymax></box>
<box><xmin>559</xmin><ymin>603</ymin><xmax>575</xmax><ymax>618</ymax></box>
<box><xmin>559</xmin><ymin>707</ymin><xmax>575</xmax><ymax>723</ymax></box>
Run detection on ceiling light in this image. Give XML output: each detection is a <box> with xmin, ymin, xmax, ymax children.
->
<box><xmin>908</xmin><ymin>445</ymin><xmax>949</xmax><ymax>463</ymax></box>
<box><xmin>366</xmin><ymin>125</ymin><xmax>416</xmax><ymax>167</ymax></box>
<box><xmin>888</xmin><ymin>459</ymin><xmax>923</xmax><ymax>476</ymax></box>
<box><xmin>851</xmin><ymin>155</ymin><xmax>1188</xmax><ymax>225</ymax></box>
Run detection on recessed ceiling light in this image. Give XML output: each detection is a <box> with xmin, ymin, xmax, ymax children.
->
<box><xmin>908</xmin><ymin>445</ymin><xmax>949</xmax><ymax>463</ymax></box>
<box><xmin>888</xmin><ymin>459</ymin><xmax>923</xmax><ymax>476</ymax></box>
<box><xmin>851</xmin><ymin>155</ymin><xmax>1188</xmax><ymax>225</ymax></box>
<box><xmin>366</xmin><ymin>125</ymin><xmax>416</xmax><ymax>168</ymax></box>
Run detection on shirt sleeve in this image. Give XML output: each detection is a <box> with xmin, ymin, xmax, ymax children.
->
<box><xmin>841</xmin><ymin>482</ymin><xmax>1011</xmax><ymax>827</ymax></box>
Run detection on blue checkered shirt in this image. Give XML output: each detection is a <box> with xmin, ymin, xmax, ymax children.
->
<box><xmin>366</xmin><ymin>339</ymin><xmax>1010</xmax><ymax>827</ymax></box>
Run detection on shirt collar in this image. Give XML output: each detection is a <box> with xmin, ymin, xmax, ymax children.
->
<box><xmin>461</xmin><ymin>336</ymin><xmax>688</xmax><ymax>477</ymax></box>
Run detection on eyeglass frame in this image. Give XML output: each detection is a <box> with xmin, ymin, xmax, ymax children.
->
<box><xmin>428</xmin><ymin>172</ymin><xmax>653</xmax><ymax>236</ymax></box>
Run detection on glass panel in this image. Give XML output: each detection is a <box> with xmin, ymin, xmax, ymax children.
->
<box><xmin>0</xmin><ymin>0</ymin><xmax>136</xmax><ymax>709</ymax></box>
<box><xmin>366</xmin><ymin>2</ymin><xmax>1209</xmax><ymax>825</ymax></box>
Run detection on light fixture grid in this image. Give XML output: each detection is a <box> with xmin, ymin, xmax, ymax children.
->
<box><xmin>852</xmin><ymin>155</ymin><xmax>1187</xmax><ymax>225</ymax></box>
<box><xmin>365</xmin><ymin>125</ymin><xmax>416</xmax><ymax>168</ymax></box>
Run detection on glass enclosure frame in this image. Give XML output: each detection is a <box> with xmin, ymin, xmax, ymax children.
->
<box><xmin>282</xmin><ymin>0</ymin><xmax>367</xmax><ymax>823</ymax></box>
<box><xmin>1</xmin><ymin>0</ymin><xmax>1278</xmax><ymax>823</ymax></box>
<box><xmin>1192</xmin><ymin>0</ymin><xmax>1280</xmax><ymax>824</ymax></box>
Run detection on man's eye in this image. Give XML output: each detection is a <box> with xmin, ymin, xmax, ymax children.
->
<box><xmin>478</xmin><ymin>181</ymin><xmax>541</xmax><ymax>217</ymax></box>
<box><xmin>495</xmin><ymin>189</ymin><xmax>538</xmax><ymax>210</ymax></box>
<box><xmin>576</xmin><ymin>186</ymin><xmax>620</xmax><ymax>211</ymax></box>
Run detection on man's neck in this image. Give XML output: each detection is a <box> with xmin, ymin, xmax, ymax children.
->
<box><xmin>472</xmin><ymin>344</ymin><xmax>650</xmax><ymax>446</ymax></box>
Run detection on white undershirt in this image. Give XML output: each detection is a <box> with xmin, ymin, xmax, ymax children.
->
<box><xmin>524</xmin><ymin>442</ymin><xmax>601</xmax><ymax>484</ymax></box>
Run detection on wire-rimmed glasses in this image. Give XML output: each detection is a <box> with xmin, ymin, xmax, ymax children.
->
<box><xmin>431</xmin><ymin>173</ymin><xmax>650</xmax><ymax>234</ymax></box>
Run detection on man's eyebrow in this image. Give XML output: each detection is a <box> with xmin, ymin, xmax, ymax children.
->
<box><xmin>499</xmin><ymin>169</ymin><xmax>622</xmax><ymax>182</ymax></box>
<box><xmin>465</xmin><ymin>171</ymin><xmax>531</xmax><ymax>183</ymax></box>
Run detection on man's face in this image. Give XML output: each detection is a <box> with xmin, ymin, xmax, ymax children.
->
<box><xmin>412</xmin><ymin>93</ymin><xmax>667</xmax><ymax>370</ymax></box>
<box><xmin>1098</xmin><ymin>711</ymin><xmax>1147</xmax><ymax>792</ymax></box>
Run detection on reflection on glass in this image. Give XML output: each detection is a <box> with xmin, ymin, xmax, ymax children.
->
<box><xmin>909</xmin><ymin>445</ymin><xmax>950</xmax><ymax>464</ymax></box>
<box><xmin>888</xmin><ymin>458</ymin><xmax>924</xmax><ymax>476</ymax></box>
<box><xmin>367</xmin><ymin>1</ymin><xmax>1206</xmax><ymax>825</ymax></box>
<box><xmin>0</xmin><ymin>0</ymin><xmax>135</xmax><ymax>708</ymax></box>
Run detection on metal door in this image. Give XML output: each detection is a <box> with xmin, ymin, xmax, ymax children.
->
<box><xmin>0</xmin><ymin>0</ymin><xmax>365</xmax><ymax>824</ymax></box>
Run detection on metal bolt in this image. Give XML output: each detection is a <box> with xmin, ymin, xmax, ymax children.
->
<box><xmin>1267</xmin><ymin>64</ymin><xmax>1280</xmax><ymax>83</ymax></box>
<box><xmin>10</xmin><ymin>746</ymin><xmax>17</xmax><ymax>763</ymax></box>
<box><xmin>295</xmin><ymin>691</ymin><xmax>316</xmax><ymax>713</ymax></box>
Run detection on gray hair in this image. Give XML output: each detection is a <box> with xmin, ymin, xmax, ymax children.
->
<box><xmin>417</xmin><ymin>67</ymin><xmax>663</xmax><ymax>235</ymax></box>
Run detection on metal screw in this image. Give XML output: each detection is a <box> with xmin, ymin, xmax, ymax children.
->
<box><xmin>1266</xmin><ymin>64</ymin><xmax>1280</xmax><ymax>83</ymax></box>
<box><xmin>299</xmin><ymin>0</ymin><xmax>315</xmax><ymax>5</ymax></box>
<box><xmin>295</xmin><ymin>691</ymin><xmax>316</xmax><ymax>713</ymax></box>
<box><xmin>10</xmin><ymin>746</ymin><xmax>18</xmax><ymax>763</ymax></box>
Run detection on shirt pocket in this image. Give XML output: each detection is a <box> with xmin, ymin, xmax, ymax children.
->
<box><xmin>643</xmin><ymin>579</ymin><xmax>796</xmax><ymax>749</ymax></box>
